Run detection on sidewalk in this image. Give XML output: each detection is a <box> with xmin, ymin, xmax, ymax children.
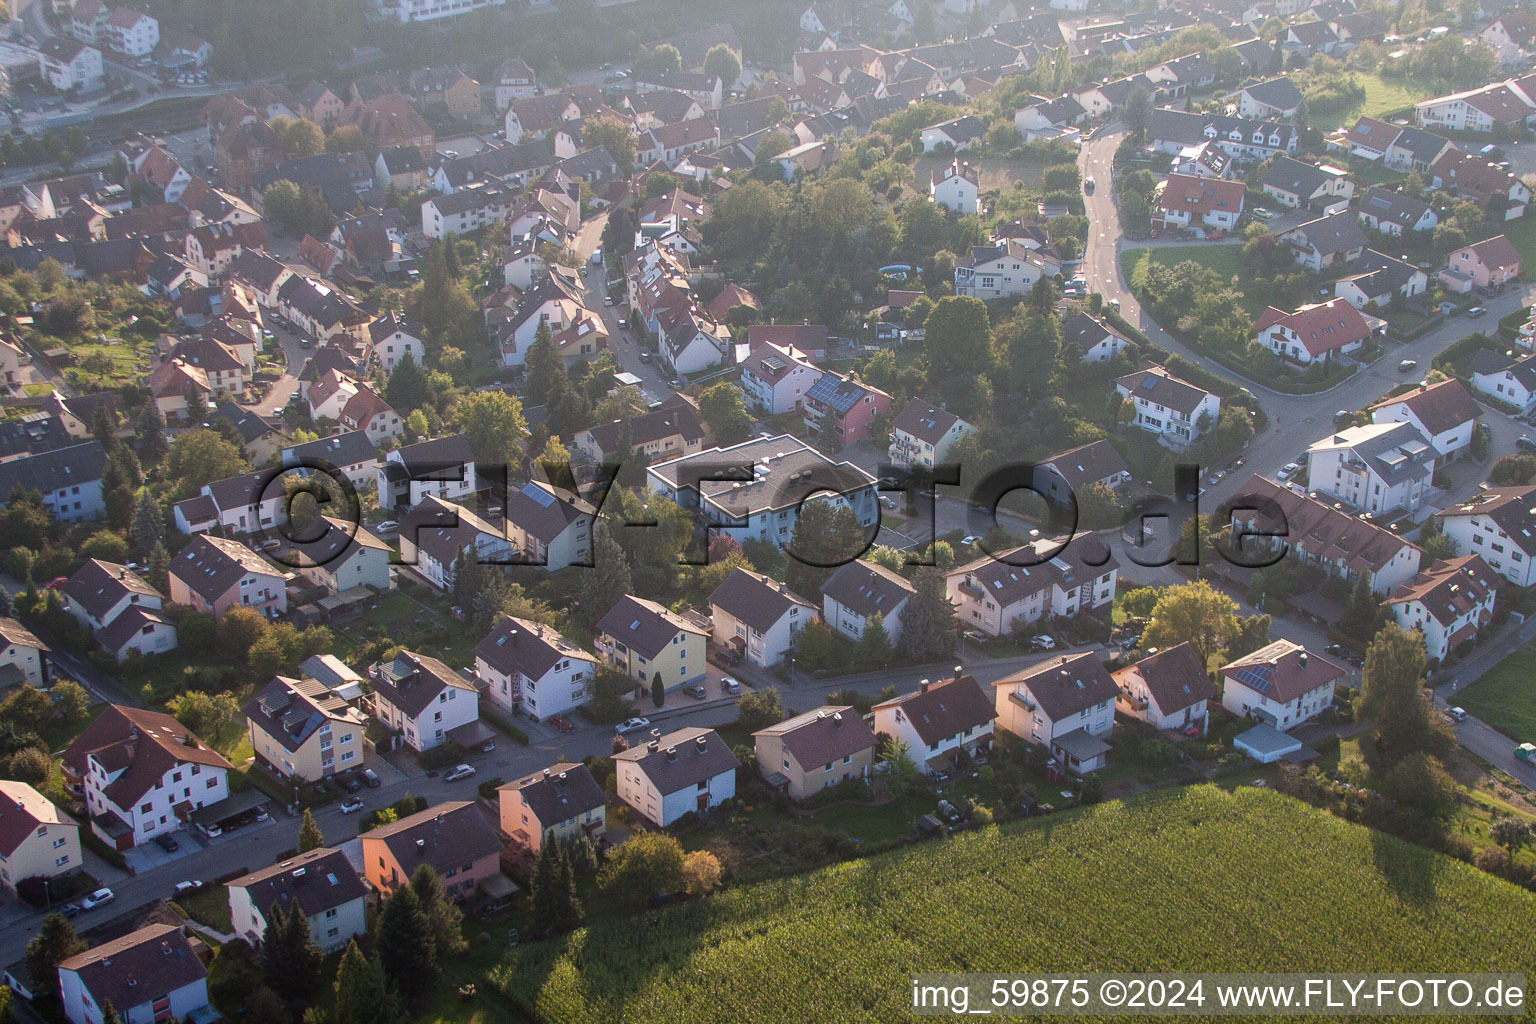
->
<box><xmin>1433</xmin><ymin>615</ymin><xmax>1536</xmax><ymax>788</ymax></box>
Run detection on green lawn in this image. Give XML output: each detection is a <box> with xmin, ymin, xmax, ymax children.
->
<box><xmin>1122</xmin><ymin>246</ymin><xmax>1265</xmax><ymax>316</ymax></box>
<box><xmin>174</xmin><ymin>884</ymin><xmax>233</xmax><ymax>934</ymax></box>
<box><xmin>913</xmin><ymin>153</ymin><xmax>1046</xmax><ymax>194</ymax></box>
<box><xmin>1308</xmin><ymin>72</ymin><xmax>1427</xmax><ymax>129</ymax></box>
<box><xmin>1499</xmin><ymin>216</ymin><xmax>1536</xmax><ymax>284</ymax></box>
<box><xmin>1456</xmin><ymin>641</ymin><xmax>1536</xmax><ymax>742</ymax></box>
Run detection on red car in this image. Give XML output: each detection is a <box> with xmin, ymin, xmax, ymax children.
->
<box><xmin>549</xmin><ymin>715</ymin><xmax>574</xmax><ymax>734</ymax></box>
<box><xmin>46</xmin><ymin>576</ymin><xmax>68</xmax><ymax>589</ymax></box>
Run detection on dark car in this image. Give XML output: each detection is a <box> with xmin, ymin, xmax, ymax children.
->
<box><xmin>361</xmin><ymin>768</ymin><xmax>381</xmax><ymax>788</ymax></box>
<box><xmin>683</xmin><ymin>683</ymin><xmax>709</xmax><ymax>700</ymax></box>
<box><xmin>342</xmin><ymin>774</ymin><xmax>362</xmax><ymax>794</ymax></box>
<box><xmin>154</xmin><ymin>832</ymin><xmax>179</xmax><ymax>852</ymax></box>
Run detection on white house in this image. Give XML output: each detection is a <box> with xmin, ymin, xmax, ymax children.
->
<box><xmin>919</xmin><ymin>115</ymin><xmax>986</xmax><ymax>153</ymax></box>
<box><xmin>1061</xmin><ymin>312</ymin><xmax>1134</xmax><ymax>363</ymax></box>
<box><xmin>1235</xmin><ymin>77</ymin><xmax>1303</xmax><ymax>119</ymax></box>
<box><xmin>872</xmin><ymin>674</ymin><xmax>996</xmax><ymax>775</ymax></box>
<box><xmin>1385</xmin><ymin>555</ymin><xmax>1498</xmax><ymax>663</ymax></box>
<box><xmin>502</xmin><ymin>480</ymin><xmax>594</xmax><ymax>572</ymax></box>
<box><xmin>930</xmin><ymin>159</ymin><xmax>979</xmax><ymax>215</ymax></box>
<box><xmin>1357</xmin><ymin>186</ymin><xmax>1438</xmax><ymax>235</ymax></box>
<box><xmin>992</xmin><ymin>653</ymin><xmax>1116</xmax><ymax>773</ymax></box>
<box><xmin>953</xmin><ymin>238</ymin><xmax>1049</xmax><ymax>298</ymax></box>
<box><xmin>397</xmin><ymin>497</ymin><xmax>512</xmax><ymax>591</ymax></box>
<box><xmin>708</xmin><ymin>567</ymin><xmax>816</xmax><ymax>669</ymax></box>
<box><xmin>1470</xmin><ymin>349</ymin><xmax>1536</xmax><ymax>412</ymax></box>
<box><xmin>473</xmin><ymin>615</ymin><xmax>597</xmax><ymax>720</ymax></box>
<box><xmin>1115</xmin><ymin>365</ymin><xmax>1220</xmax><ymax>448</ymax></box>
<box><xmin>377</xmin><ymin>434</ymin><xmax>476</xmax><ymax>510</ymax></box>
<box><xmin>946</xmin><ymin>538</ymin><xmax>1118</xmax><ymax>637</ymax></box>
<box><xmin>612</xmin><ymin>727</ymin><xmax>738</xmax><ymax>827</ymax></box>
<box><xmin>888</xmin><ymin>398</ymin><xmax>974</xmax><ymax>469</ymax></box>
<box><xmin>103</xmin><ymin>7</ymin><xmax>159</xmax><ymax>56</ymax></box>
<box><xmin>820</xmin><ymin>560</ymin><xmax>913</xmax><ymax>643</ymax></box>
<box><xmin>1369</xmin><ymin>378</ymin><xmax>1481</xmax><ymax>462</ymax></box>
<box><xmin>58</xmin><ymin>924</ymin><xmax>209</xmax><ymax>1024</ymax></box>
<box><xmin>1436</xmin><ymin>484</ymin><xmax>1536</xmax><ymax>588</ymax></box>
<box><xmin>1305</xmin><ymin>421</ymin><xmax>1435</xmax><ymax>515</ymax></box>
<box><xmin>739</xmin><ymin>342</ymin><xmax>822</xmax><ymax>414</ymax></box>
<box><xmin>1332</xmin><ymin>251</ymin><xmax>1428</xmax><ymax>311</ymax></box>
<box><xmin>1219</xmin><ymin>640</ymin><xmax>1344</xmax><ymax>731</ymax></box>
<box><xmin>59</xmin><ymin>559</ymin><xmax>176</xmax><ymax>663</ymax></box>
<box><xmin>368</xmin><ymin>649</ymin><xmax>480</xmax><ymax>753</ymax></box>
<box><xmin>62</xmin><ymin>705</ymin><xmax>232</xmax><ymax>851</ymax></box>
<box><xmin>1152</xmin><ymin>173</ymin><xmax>1245</xmax><ymax>238</ymax></box>
<box><xmin>1111</xmin><ymin>641</ymin><xmax>1214</xmax><ymax>732</ymax></box>
<box><xmin>367</xmin><ymin>312</ymin><xmax>426</xmax><ymax>373</ymax></box>
<box><xmin>37</xmin><ymin>38</ymin><xmax>103</xmax><ymax>92</ymax></box>
<box><xmin>227</xmin><ymin>847</ymin><xmax>368</xmax><ymax>953</ymax></box>
<box><xmin>1254</xmin><ymin>298</ymin><xmax>1376</xmax><ymax>368</ymax></box>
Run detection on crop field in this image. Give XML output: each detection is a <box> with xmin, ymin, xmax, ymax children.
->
<box><xmin>489</xmin><ymin>786</ymin><xmax>1536</xmax><ymax>1023</ymax></box>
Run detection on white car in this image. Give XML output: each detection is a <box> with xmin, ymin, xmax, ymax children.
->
<box><xmin>374</xmin><ymin>520</ymin><xmax>399</xmax><ymax>535</ymax></box>
<box><xmin>1030</xmin><ymin>635</ymin><xmax>1057</xmax><ymax>650</ymax></box>
<box><xmin>1446</xmin><ymin>706</ymin><xmax>1468</xmax><ymax>722</ymax></box>
<box><xmin>173</xmin><ymin>880</ymin><xmax>203</xmax><ymax>896</ymax></box>
<box><xmin>445</xmin><ymin>764</ymin><xmax>476</xmax><ymax>782</ymax></box>
<box><xmin>81</xmin><ymin>887</ymin><xmax>115</xmax><ymax>910</ymax></box>
<box><xmin>616</xmin><ymin>716</ymin><xmax>652</xmax><ymax>734</ymax></box>
<box><xmin>721</xmin><ymin>676</ymin><xmax>741</xmax><ymax>694</ymax></box>
<box><xmin>1276</xmin><ymin>462</ymin><xmax>1300</xmax><ymax>481</ymax></box>
<box><xmin>340</xmin><ymin>797</ymin><xmax>365</xmax><ymax>814</ymax></box>
<box><xmin>960</xmin><ymin>535</ymin><xmax>981</xmax><ymax>546</ymax></box>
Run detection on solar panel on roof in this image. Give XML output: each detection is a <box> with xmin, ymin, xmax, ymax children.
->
<box><xmin>521</xmin><ymin>482</ymin><xmax>557</xmax><ymax>507</ymax></box>
<box><xmin>1233</xmin><ymin>665</ymin><xmax>1273</xmax><ymax>693</ymax></box>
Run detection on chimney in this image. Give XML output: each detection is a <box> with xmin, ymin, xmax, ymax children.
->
<box><xmin>953</xmin><ymin>665</ymin><xmax>962</xmax><ymax>677</ymax></box>
<box><xmin>695</xmin><ymin>735</ymin><xmax>707</xmax><ymax>753</ymax></box>
<box><xmin>1298</xmin><ymin>651</ymin><xmax>1308</xmax><ymax>668</ymax></box>
<box><xmin>542</xmin><ymin>768</ymin><xmax>552</xmax><ymax>779</ymax></box>
<box><xmin>833</xmin><ymin>711</ymin><xmax>843</xmax><ymax>728</ymax></box>
<box><xmin>666</xmin><ymin>746</ymin><xmax>677</xmax><ymax>762</ymax></box>
<box><xmin>918</xmin><ymin>678</ymin><xmax>930</xmax><ymax>693</ymax></box>
<box><xmin>648</xmin><ymin>739</ymin><xmax>659</xmax><ymax>751</ymax></box>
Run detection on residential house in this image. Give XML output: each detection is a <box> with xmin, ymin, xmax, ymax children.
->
<box><xmin>919</xmin><ymin>115</ymin><xmax>987</xmax><ymax>153</ymax></box>
<box><xmin>361</xmin><ymin>801</ymin><xmax>503</xmax><ymax>903</ymax></box>
<box><xmin>295</xmin><ymin>81</ymin><xmax>346</xmax><ymax>126</ymax></box>
<box><xmin>422</xmin><ymin>184</ymin><xmax>517</xmax><ymax>240</ymax></box>
<box><xmin>1235</xmin><ymin>77</ymin><xmax>1303</xmax><ymax>119</ymax></box>
<box><xmin>368</xmin><ymin>649</ymin><xmax>480</xmax><ymax>753</ymax></box>
<box><xmin>1152</xmin><ymin>173</ymin><xmax>1244</xmax><ymax>238</ymax></box>
<box><xmin>801</xmin><ymin>371</ymin><xmax>892</xmax><ymax>447</ymax></box>
<box><xmin>930</xmin><ymin>159</ymin><xmax>979</xmax><ymax>214</ymax></box>
<box><xmin>58</xmin><ymin>924</ymin><xmax>209</xmax><ymax>1024</ymax></box>
<box><xmin>62</xmin><ymin>704</ymin><xmax>232</xmax><ymax>850</ymax></box>
<box><xmin>1385</xmin><ymin>555</ymin><xmax>1498</xmax><ymax>663</ymax></box>
<box><xmin>594</xmin><ymin>594</ymin><xmax>707</xmax><ymax>691</ymax></box>
<box><xmin>1259</xmin><ymin>155</ymin><xmax>1353</xmax><ymax>210</ymax></box>
<box><xmin>281</xmin><ymin>431</ymin><xmax>380</xmax><ymax>494</ymax></box>
<box><xmin>888</xmin><ymin>398</ymin><xmax>974</xmax><ymax>469</ymax></box>
<box><xmin>408</xmin><ymin>67</ymin><xmax>480</xmax><ymax>117</ymax></box>
<box><xmin>1033</xmin><ymin>440</ymin><xmax>1131</xmax><ymax>509</ymax></box>
<box><xmin>245</xmin><ymin>674</ymin><xmax>367</xmax><ymax>781</ymax></box>
<box><xmin>1306</xmin><ymin>421</ymin><xmax>1436</xmax><ymax>514</ymax></box>
<box><xmin>953</xmin><ymin>238</ymin><xmax>1051</xmax><ymax>297</ymax></box>
<box><xmin>474</xmin><ymin>615</ymin><xmax>597</xmax><ymax>720</ymax></box>
<box><xmin>1480</xmin><ymin>14</ymin><xmax>1536</xmax><ymax>66</ymax></box>
<box><xmin>1356</xmin><ymin>186</ymin><xmax>1437</xmax><ymax>235</ymax></box>
<box><xmin>0</xmin><ymin>619</ymin><xmax>47</xmax><ymax>690</ymax></box>
<box><xmin>166</xmin><ymin>534</ymin><xmax>288</xmax><ymax>619</ymax></box>
<box><xmin>1436</xmin><ymin>483</ymin><xmax>1536</xmax><ymax>587</ymax></box>
<box><xmin>1112</xmin><ymin>641</ymin><xmax>1214</xmax><ymax>731</ymax></box>
<box><xmin>1383</xmin><ymin>125</ymin><xmax>1458</xmax><ymax>175</ymax></box>
<box><xmin>280</xmin><ymin>517</ymin><xmax>393</xmax><ymax>596</ymax></box>
<box><xmin>493</xmin><ymin>58</ymin><xmax>537</xmax><ymax>110</ymax></box>
<box><xmin>1284</xmin><ymin>18</ymin><xmax>1338</xmax><ymax>55</ymax></box>
<box><xmin>497</xmin><ymin>763</ymin><xmax>605</xmax><ymax>854</ymax></box>
<box><xmin>991</xmin><ymin>653</ymin><xmax>1116</xmax><ymax>773</ymax></box>
<box><xmin>38</xmin><ymin>39</ymin><xmax>103</xmax><ymax>92</ymax></box>
<box><xmin>102</xmin><ymin>8</ymin><xmax>158</xmax><ymax>57</ymax></box>
<box><xmin>1339</xmin><ymin>116</ymin><xmax>1404</xmax><ymax>161</ymax></box>
<box><xmin>171</xmin><ymin>470</ymin><xmax>286</xmax><ymax>536</ymax></box>
<box><xmin>646</xmin><ymin>435</ymin><xmax>878</xmax><ymax>550</ymax></box>
<box><xmin>70</xmin><ymin>0</ymin><xmax>110</xmax><ymax>44</ymax></box>
<box><xmin>946</xmin><ymin>538</ymin><xmax>1119</xmax><ymax>637</ymax></box>
<box><xmin>373</xmin><ymin>146</ymin><xmax>429</xmax><ymax>192</ymax></box>
<box><xmin>1220</xmin><ymin>639</ymin><xmax>1344</xmax><ymax>731</ymax></box>
<box><xmin>571</xmin><ymin>393</ymin><xmax>706</xmax><ymax>464</ymax></box>
<box><xmin>1225</xmin><ymin>475</ymin><xmax>1423</xmax><ymax>593</ymax></box>
<box><xmin>1115</xmin><ymin>365</ymin><xmax>1221</xmax><ymax>447</ymax></box>
<box><xmin>1439</xmin><ymin>235</ymin><xmax>1521</xmax><ymax>294</ymax></box>
<box><xmin>502</xmin><ymin>480</ymin><xmax>594</xmax><ymax>571</ymax></box>
<box><xmin>1280</xmin><ymin>211</ymin><xmax>1368</xmax><ymax>271</ymax></box>
<box><xmin>59</xmin><ymin>560</ymin><xmax>175</xmax><ymax>663</ymax></box>
<box><xmin>0</xmin><ymin>441</ymin><xmax>106</xmax><ymax>522</ymax></box>
<box><xmin>740</xmin><ymin>342</ymin><xmax>822</xmax><ymax>414</ymax></box>
<box><xmin>1255</xmin><ymin>297</ymin><xmax>1377</xmax><ymax>367</ymax></box>
<box><xmin>1013</xmin><ymin>95</ymin><xmax>1087</xmax><ymax>142</ymax></box>
<box><xmin>1470</xmin><ymin>349</ymin><xmax>1536</xmax><ymax>412</ymax></box>
<box><xmin>753</xmin><ymin>706</ymin><xmax>877</xmax><ymax>800</ymax></box>
<box><xmin>1060</xmin><ymin>312</ymin><xmax>1134</xmax><ymax>363</ymax></box>
<box><xmin>613</xmin><ymin>727</ymin><xmax>738</xmax><ymax>827</ymax></box>
<box><xmin>1369</xmin><ymin>378</ymin><xmax>1481</xmax><ymax>461</ymax></box>
<box><xmin>227</xmin><ymin>847</ymin><xmax>368</xmax><ymax>953</ymax></box>
<box><xmin>396</xmin><ymin>497</ymin><xmax>511</xmax><ymax>591</ymax></box>
<box><xmin>0</xmin><ymin>781</ymin><xmax>79</xmax><ymax>897</ymax></box>
<box><xmin>367</xmin><ymin>312</ymin><xmax>425</xmax><ymax>373</ymax></box>
<box><xmin>377</xmin><ymin>434</ymin><xmax>476</xmax><ymax>510</ymax></box>
<box><xmin>1431</xmin><ymin>152</ymin><xmax>1531</xmax><ymax>221</ymax></box>
<box><xmin>207</xmin><ymin>402</ymin><xmax>285</xmax><ymax>464</ymax></box>
<box><xmin>1415</xmin><ymin>83</ymin><xmax>1535</xmax><ymax>134</ymax></box>
<box><xmin>1333</xmin><ymin>250</ymin><xmax>1429</xmax><ymax>310</ymax></box>
<box><xmin>708</xmin><ymin>567</ymin><xmax>816</xmax><ymax>669</ymax></box>
<box><xmin>871</xmin><ymin>674</ymin><xmax>996</xmax><ymax>774</ymax></box>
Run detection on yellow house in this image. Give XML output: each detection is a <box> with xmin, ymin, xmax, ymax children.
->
<box><xmin>593</xmin><ymin>595</ymin><xmax>707</xmax><ymax>691</ymax></box>
<box><xmin>0</xmin><ymin>781</ymin><xmax>80</xmax><ymax>896</ymax></box>
<box><xmin>244</xmin><ymin>675</ymin><xmax>368</xmax><ymax>781</ymax></box>
<box><xmin>752</xmin><ymin>705</ymin><xmax>877</xmax><ymax>801</ymax></box>
<box><xmin>497</xmin><ymin>762</ymin><xmax>606</xmax><ymax>855</ymax></box>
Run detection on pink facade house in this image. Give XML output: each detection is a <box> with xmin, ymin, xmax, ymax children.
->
<box><xmin>1439</xmin><ymin>234</ymin><xmax>1521</xmax><ymax>293</ymax></box>
<box><xmin>803</xmin><ymin>371</ymin><xmax>893</xmax><ymax>447</ymax></box>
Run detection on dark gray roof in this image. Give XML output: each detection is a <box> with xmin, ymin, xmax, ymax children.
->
<box><xmin>502</xmin><ymin>481</ymin><xmax>592</xmax><ymax>544</ymax></box>
<box><xmin>1038</xmin><ymin>439</ymin><xmax>1130</xmax><ymax>492</ymax></box>
<box><xmin>364</xmin><ymin>800</ymin><xmax>502</xmax><ymax>877</ymax></box>
<box><xmin>1241</xmin><ymin>77</ymin><xmax>1303</xmax><ymax>110</ymax></box>
<box><xmin>612</xmin><ymin>726</ymin><xmax>739</xmax><ymax>796</ymax></box>
<box><xmin>1288</xmin><ymin>211</ymin><xmax>1368</xmax><ymax>256</ymax></box>
<box><xmin>0</xmin><ymin>441</ymin><xmax>106</xmax><ymax>497</ymax></box>
<box><xmin>753</xmin><ymin>705</ymin><xmax>876</xmax><ymax>768</ymax></box>
<box><xmin>999</xmin><ymin>652</ymin><xmax>1119</xmax><ymax>720</ymax></box>
<box><xmin>871</xmin><ymin>675</ymin><xmax>996</xmax><ymax>746</ymax></box>
<box><xmin>0</xmin><ymin>413</ymin><xmax>70</xmax><ymax>461</ymax></box>
<box><xmin>169</xmin><ymin>534</ymin><xmax>282</xmax><ymax>602</ymax></box>
<box><xmin>244</xmin><ymin>674</ymin><xmax>365</xmax><ymax>754</ymax></box>
<box><xmin>1146</xmin><ymin>107</ymin><xmax>1207</xmax><ymax>146</ymax></box>
<box><xmin>1061</xmin><ymin>311</ymin><xmax>1130</xmax><ymax>353</ymax></box>
<box><xmin>1261</xmin><ymin>155</ymin><xmax>1333</xmax><ymax>198</ymax></box>
<box><xmin>708</xmin><ymin>567</ymin><xmax>815</xmax><ymax>633</ymax></box>
<box><xmin>820</xmin><ymin>560</ymin><xmax>914</xmax><ymax>617</ymax></box>
<box><xmin>1114</xmin><ymin>641</ymin><xmax>1212</xmax><ymax>715</ymax></box>
<box><xmin>210</xmin><ymin>401</ymin><xmax>280</xmax><ymax>447</ymax></box>
<box><xmin>58</xmin><ymin>925</ymin><xmax>205</xmax><ymax>1016</ymax></box>
<box><xmin>227</xmin><ymin>846</ymin><xmax>367</xmax><ymax>919</ymax></box>
<box><xmin>282</xmin><ymin>430</ymin><xmax>378</xmax><ymax>470</ymax></box>
<box><xmin>473</xmin><ymin>615</ymin><xmax>594</xmax><ymax>680</ymax></box>
<box><xmin>393</xmin><ymin>434</ymin><xmax>473</xmax><ymax>475</ymax></box>
<box><xmin>1359</xmin><ymin>186</ymin><xmax>1432</xmax><ymax>227</ymax></box>
<box><xmin>96</xmin><ymin>605</ymin><xmax>174</xmax><ymax>654</ymax></box>
<box><xmin>1115</xmin><ymin>366</ymin><xmax>1211</xmax><ymax>416</ymax></box>
<box><xmin>370</xmin><ymin>649</ymin><xmax>476</xmax><ymax>719</ymax></box>
<box><xmin>61</xmin><ymin>559</ymin><xmax>162</xmax><ymax>623</ymax></box>
<box><xmin>891</xmin><ymin>397</ymin><xmax>963</xmax><ymax>445</ymax></box>
<box><xmin>500</xmin><ymin>762</ymin><xmax>605</xmax><ymax>827</ymax></box>
<box><xmin>594</xmin><ymin>595</ymin><xmax>704</xmax><ymax>660</ymax></box>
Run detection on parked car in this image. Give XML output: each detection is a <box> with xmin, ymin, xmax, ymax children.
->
<box><xmin>1029</xmin><ymin>635</ymin><xmax>1057</xmax><ymax>651</ymax></box>
<box><xmin>879</xmin><ymin>496</ymin><xmax>898</xmax><ymax>510</ymax></box>
<box><xmin>340</xmin><ymin>798</ymin><xmax>365</xmax><ymax>814</ymax></box>
<box><xmin>721</xmin><ymin>676</ymin><xmax>741</xmax><ymax>694</ymax></box>
<box><xmin>960</xmin><ymin>535</ymin><xmax>981</xmax><ymax>546</ymax></box>
<box><xmin>362</xmin><ymin>768</ymin><xmax>381</xmax><ymax>788</ymax></box>
<box><xmin>342</xmin><ymin>774</ymin><xmax>362</xmax><ymax>794</ymax></box>
<box><xmin>683</xmin><ymin>682</ymin><xmax>708</xmax><ymax>700</ymax></box>
<box><xmin>639</xmin><ymin>350</ymin><xmax>651</xmax><ymax>363</ymax></box>
<box><xmin>1251</xmin><ymin>207</ymin><xmax>1276</xmax><ymax>221</ymax></box>
<box><xmin>1445</xmin><ymin>706</ymin><xmax>1468</xmax><ymax>722</ymax></box>
<box><xmin>197</xmin><ymin>821</ymin><xmax>222</xmax><ymax>838</ymax></box>
<box><xmin>1398</xmin><ymin>358</ymin><xmax>1417</xmax><ymax>372</ymax></box>
<box><xmin>1467</xmin><ymin>306</ymin><xmax>1487</xmax><ymax>318</ymax></box>
<box><xmin>81</xmin><ymin>888</ymin><xmax>115</xmax><ymax>910</ymax></box>
<box><xmin>1276</xmin><ymin>462</ymin><xmax>1300</xmax><ymax>481</ymax></box>
<box><xmin>616</xmin><ymin>716</ymin><xmax>652</xmax><ymax>734</ymax></box>
<box><xmin>58</xmin><ymin>902</ymin><xmax>81</xmax><ymax>918</ymax></box>
<box><xmin>173</xmin><ymin>880</ymin><xmax>203</xmax><ymax>895</ymax></box>
<box><xmin>445</xmin><ymin>764</ymin><xmax>477</xmax><ymax>782</ymax></box>
<box><xmin>1518</xmin><ymin>436</ymin><xmax>1536</xmax><ymax>454</ymax></box>
<box><xmin>154</xmin><ymin>832</ymin><xmax>179</xmax><ymax>852</ymax></box>
<box><xmin>1083</xmin><ymin>175</ymin><xmax>1095</xmax><ymax>193</ymax></box>
<box><xmin>1333</xmin><ymin>409</ymin><xmax>1352</xmax><ymax>424</ymax></box>
<box><xmin>374</xmin><ymin>520</ymin><xmax>399</xmax><ymax>535</ymax></box>
<box><xmin>548</xmin><ymin>714</ymin><xmax>574</xmax><ymax>733</ymax></box>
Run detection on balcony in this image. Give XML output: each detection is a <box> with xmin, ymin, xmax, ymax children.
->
<box><xmin>1008</xmin><ymin>691</ymin><xmax>1037</xmax><ymax>713</ymax></box>
<box><xmin>957</xmin><ymin>579</ymin><xmax>985</xmax><ymax>600</ymax></box>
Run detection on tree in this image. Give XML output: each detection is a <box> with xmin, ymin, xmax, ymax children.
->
<box><xmin>261</xmin><ymin>900</ymin><xmax>322</xmax><ymax>1001</ymax></box>
<box><xmin>923</xmin><ymin>297</ymin><xmax>992</xmax><ymax>404</ymax></box>
<box><xmin>385</xmin><ymin>354</ymin><xmax>432</xmax><ymax>414</ymax></box>
<box><xmin>703</xmin><ymin>44</ymin><xmax>741</xmax><ymax>88</ymax></box>
<box><xmin>898</xmin><ymin>567</ymin><xmax>957</xmax><ymax>661</ymax></box>
<box><xmin>79</xmin><ymin>529</ymin><xmax>128</xmax><ymax>564</ymax></box>
<box><xmin>136</xmin><ymin>398</ymin><xmax>168</xmax><ymax>463</ymax></box>
<box><xmin>1341</xmin><ymin>572</ymin><xmax>1387</xmax><ymax>639</ymax></box>
<box><xmin>297</xmin><ymin>808</ymin><xmax>324</xmax><ymax>852</ymax></box>
<box><xmin>737</xmin><ymin>687</ymin><xmax>784</xmax><ymax>732</ymax></box>
<box><xmin>332</xmin><ymin>941</ymin><xmax>404</xmax><ymax>1024</ymax></box>
<box><xmin>697</xmin><ymin>381</ymin><xmax>754</xmax><ymax>446</ymax></box>
<box><xmin>530</xmin><ymin>841</ymin><xmax>580</xmax><ymax>932</ymax></box>
<box><xmin>409</xmin><ymin>863</ymin><xmax>467</xmax><ymax>957</ymax></box>
<box><xmin>598</xmin><ymin>830</ymin><xmax>685</xmax><ymax>910</ymax></box>
<box><xmin>636</xmin><ymin>43</ymin><xmax>682</xmax><ymax>72</ymax></box>
<box><xmin>581</xmin><ymin>114</ymin><xmax>637</xmax><ymax>174</ymax></box>
<box><xmin>25</xmin><ymin>914</ymin><xmax>86</xmax><ymax>1008</ymax></box>
<box><xmin>50</xmin><ymin>679</ymin><xmax>88</xmax><ymax>723</ymax></box>
<box><xmin>581</xmin><ymin>521</ymin><xmax>632</xmax><ymax>625</ymax></box>
<box><xmin>682</xmin><ymin>849</ymin><xmax>723</xmax><ymax>894</ymax></box>
<box><xmin>1124</xmin><ymin>84</ymin><xmax>1152</xmax><ymax>137</ymax></box>
<box><xmin>1359</xmin><ymin>623</ymin><xmax>1447</xmax><ymax>767</ymax></box>
<box><xmin>651</xmin><ymin>676</ymin><xmax>665</xmax><ymax>707</ymax></box>
<box><xmin>785</xmin><ymin>500</ymin><xmax>869</xmax><ymax>598</ymax></box>
<box><xmin>131</xmin><ymin>490</ymin><xmax>165</xmax><ymax>552</ymax></box>
<box><xmin>326</xmin><ymin>125</ymin><xmax>368</xmax><ymax>153</ymax></box>
<box><xmin>1490</xmin><ymin>816</ymin><xmax>1533</xmax><ymax>854</ymax></box>
<box><xmin>99</xmin><ymin>1002</ymin><xmax>122</xmax><ymax>1024</ymax></box>
<box><xmin>1142</xmin><ymin>581</ymin><xmax>1239</xmax><ymax>667</ymax></box>
<box><xmin>167</xmin><ymin>429</ymin><xmax>249</xmax><ymax>498</ymax></box>
<box><xmin>453</xmin><ymin>390</ymin><xmax>527</xmax><ymax>471</ymax></box>
<box><xmin>8</xmin><ymin>746</ymin><xmax>50</xmax><ymax>785</ymax></box>
<box><xmin>855</xmin><ymin>610</ymin><xmax>892</xmax><ymax>668</ymax></box>
<box><xmin>883</xmin><ymin>738</ymin><xmax>921</xmax><ymax>804</ymax></box>
<box><xmin>376</xmin><ymin>885</ymin><xmax>437</xmax><ymax>1003</ymax></box>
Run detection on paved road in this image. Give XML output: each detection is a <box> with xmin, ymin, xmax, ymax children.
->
<box><xmin>1435</xmin><ymin>614</ymin><xmax>1536</xmax><ymax>787</ymax></box>
<box><xmin>572</xmin><ymin>210</ymin><xmax>671</xmax><ymax>399</ymax></box>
